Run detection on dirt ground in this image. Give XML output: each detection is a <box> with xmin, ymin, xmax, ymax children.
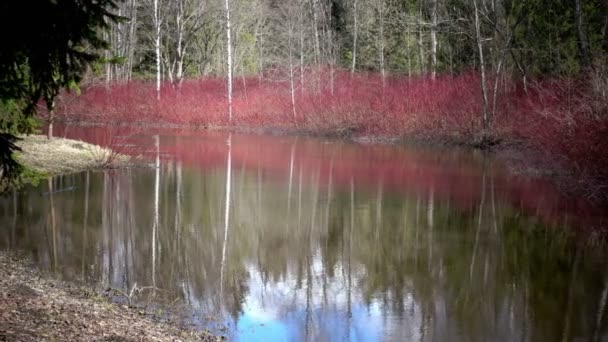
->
<box><xmin>0</xmin><ymin>252</ymin><xmax>220</xmax><ymax>341</ymax></box>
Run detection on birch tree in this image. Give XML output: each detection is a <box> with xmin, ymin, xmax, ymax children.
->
<box><xmin>153</xmin><ymin>0</ymin><xmax>162</xmax><ymax>100</ymax></box>
<box><xmin>224</xmin><ymin>0</ymin><xmax>234</xmax><ymax>121</ymax></box>
<box><xmin>351</xmin><ymin>0</ymin><xmax>359</xmax><ymax>74</ymax></box>
<box><xmin>430</xmin><ymin>0</ymin><xmax>438</xmax><ymax>79</ymax></box>
<box><xmin>473</xmin><ymin>0</ymin><xmax>490</xmax><ymax>132</ymax></box>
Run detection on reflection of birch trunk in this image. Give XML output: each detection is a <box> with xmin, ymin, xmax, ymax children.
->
<box><xmin>427</xmin><ymin>187</ymin><xmax>434</xmax><ymax>272</ymax></box>
<box><xmin>325</xmin><ymin>156</ymin><xmax>334</xmax><ymax>234</ymax></box>
<box><xmin>174</xmin><ymin>162</ymin><xmax>182</xmax><ymax>236</ymax></box>
<box><xmin>309</xmin><ymin>168</ymin><xmax>320</xmax><ymax>239</ymax></box>
<box><xmin>81</xmin><ymin>171</ymin><xmax>90</xmax><ymax>277</ymax></box>
<box><xmin>287</xmin><ymin>140</ymin><xmax>296</xmax><ymax>221</ymax></box>
<box><xmin>220</xmin><ymin>134</ymin><xmax>232</xmax><ymax>298</ymax></box>
<box><xmin>469</xmin><ymin>161</ymin><xmax>487</xmax><ymax>283</ymax></box>
<box><xmin>173</xmin><ymin>161</ymin><xmax>183</xmax><ymax>282</ymax></box>
<box><xmin>490</xmin><ymin>174</ymin><xmax>498</xmax><ymax>234</ymax></box>
<box><xmin>594</xmin><ymin>277</ymin><xmax>608</xmax><ymax>342</ymax></box>
<box><xmin>561</xmin><ymin>250</ymin><xmax>581</xmax><ymax>342</ymax></box>
<box><xmin>305</xmin><ymin>233</ymin><xmax>313</xmax><ymax>341</ymax></box>
<box><xmin>120</xmin><ymin>173</ymin><xmax>130</xmax><ymax>289</ymax></box>
<box><xmin>102</xmin><ymin>172</ymin><xmax>109</xmax><ymax>283</ymax></box>
<box><xmin>152</xmin><ymin>135</ymin><xmax>160</xmax><ymax>288</ymax></box>
<box><xmin>257</xmin><ymin>161</ymin><xmax>262</xmax><ymax>226</ymax></box>
<box><xmin>375</xmin><ymin>181</ymin><xmax>383</xmax><ymax>242</ymax></box>
<box><xmin>127</xmin><ymin>169</ymin><xmax>137</xmax><ymax>288</ymax></box>
<box><xmin>48</xmin><ymin>178</ymin><xmax>57</xmax><ymax>272</ymax></box>
<box><xmin>347</xmin><ymin>177</ymin><xmax>354</xmax><ymax>323</ymax></box>
<box><xmin>297</xmin><ymin>166</ymin><xmax>303</xmax><ymax>232</ymax></box>
<box><xmin>322</xmin><ymin>156</ymin><xmax>334</xmax><ymax>307</ymax></box>
<box><xmin>414</xmin><ymin>197</ymin><xmax>420</xmax><ymax>265</ymax></box>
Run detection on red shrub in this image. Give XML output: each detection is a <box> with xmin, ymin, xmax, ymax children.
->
<box><xmin>52</xmin><ymin>69</ymin><xmax>608</xmax><ymax>192</ymax></box>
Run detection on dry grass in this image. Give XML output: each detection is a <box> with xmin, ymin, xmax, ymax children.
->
<box><xmin>14</xmin><ymin>135</ymin><xmax>131</xmax><ymax>176</ymax></box>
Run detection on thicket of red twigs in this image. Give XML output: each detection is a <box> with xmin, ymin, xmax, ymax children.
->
<box><xmin>53</xmin><ymin>69</ymin><xmax>608</xmax><ymax>195</ymax></box>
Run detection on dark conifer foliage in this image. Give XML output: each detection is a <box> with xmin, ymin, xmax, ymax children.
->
<box><xmin>0</xmin><ymin>0</ymin><xmax>121</xmax><ymax>181</ymax></box>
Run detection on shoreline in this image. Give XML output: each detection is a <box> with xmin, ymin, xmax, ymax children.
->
<box><xmin>3</xmin><ymin>136</ymin><xmax>222</xmax><ymax>341</ymax></box>
<box><xmin>0</xmin><ymin>251</ymin><xmax>219</xmax><ymax>341</ymax></box>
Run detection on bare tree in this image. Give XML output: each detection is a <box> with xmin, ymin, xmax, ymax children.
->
<box><xmin>164</xmin><ymin>0</ymin><xmax>209</xmax><ymax>87</ymax></box>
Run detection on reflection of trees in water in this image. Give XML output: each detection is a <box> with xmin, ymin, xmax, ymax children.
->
<box><xmin>0</xmin><ymin>150</ymin><xmax>607</xmax><ymax>341</ymax></box>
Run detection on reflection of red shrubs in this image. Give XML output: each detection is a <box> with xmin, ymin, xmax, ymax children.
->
<box><xmin>52</xmin><ymin>125</ymin><xmax>607</xmax><ymax>231</ymax></box>
<box><xmin>53</xmin><ymin>69</ymin><xmax>608</xmax><ymax>191</ymax></box>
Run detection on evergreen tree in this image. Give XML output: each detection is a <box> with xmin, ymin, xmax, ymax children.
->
<box><xmin>0</xmin><ymin>0</ymin><xmax>121</xmax><ymax>183</ymax></box>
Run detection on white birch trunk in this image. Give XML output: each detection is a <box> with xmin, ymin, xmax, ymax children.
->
<box><xmin>418</xmin><ymin>6</ymin><xmax>426</xmax><ymax>75</ymax></box>
<box><xmin>351</xmin><ymin>0</ymin><xmax>358</xmax><ymax>74</ymax></box>
<box><xmin>473</xmin><ymin>0</ymin><xmax>490</xmax><ymax>132</ymax></box>
<box><xmin>430</xmin><ymin>0</ymin><xmax>438</xmax><ymax>80</ymax></box>
<box><xmin>224</xmin><ymin>0</ymin><xmax>233</xmax><ymax>122</ymax></box>
<box><xmin>379</xmin><ymin>1</ymin><xmax>386</xmax><ymax>88</ymax></box>
<box><xmin>175</xmin><ymin>0</ymin><xmax>185</xmax><ymax>87</ymax></box>
<box><xmin>153</xmin><ymin>0</ymin><xmax>161</xmax><ymax>100</ymax></box>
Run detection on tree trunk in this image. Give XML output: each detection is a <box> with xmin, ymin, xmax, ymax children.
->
<box><xmin>418</xmin><ymin>6</ymin><xmax>426</xmax><ymax>75</ymax></box>
<box><xmin>379</xmin><ymin>0</ymin><xmax>386</xmax><ymax>87</ymax></box>
<box><xmin>473</xmin><ymin>0</ymin><xmax>490</xmax><ymax>133</ymax></box>
<box><xmin>300</xmin><ymin>7</ymin><xmax>305</xmax><ymax>92</ymax></box>
<box><xmin>289</xmin><ymin>21</ymin><xmax>298</xmax><ymax>125</ymax></box>
<box><xmin>127</xmin><ymin>0</ymin><xmax>137</xmax><ymax>81</ymax></box>
<box><xmin>175</xmin><ymin>0</ymin><xmax>185</xmax><ymax>87</ymax></box>
<box><xmin>153</xmin><ymin>0</ymin><xmax>161</xmax><ymax>100</ymax></box>
<box><xmin>430</xmin><ymin>0</ymin><xmax>438</xmax><ymax>80</ymax></box>
<box><xmin>351</xmin><ymin>0</ymin><xmax>358</xmax><ymax>74</ymax></box>
<box><xmin>224</xmin><ymin>0</ymin><xmax>233</xmax><ymax>122</ymax></box>
<box><xmin>310</xmin><ymin>0</ymin><xmax>321</xmax><ymax>65</ymax></box>
<box><xmin>47</xmin><ymin>99</ymin><xmax>55</xmax><ymax>140</ymax></box>
<box><xmin>574</xmin><ymin>0</ymin><xmax>591</xmax><ymax>68</ymax></box>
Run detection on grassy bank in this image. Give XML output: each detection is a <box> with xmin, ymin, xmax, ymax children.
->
<box><xmin>14</xmin><ymin>135</ymin><xmax>131</xmax><ymax>176</ymax></box>
<box><xmin>0</xmin><ymin>252</ymin><xmax>218</xmax><ymax>341</ymax></box>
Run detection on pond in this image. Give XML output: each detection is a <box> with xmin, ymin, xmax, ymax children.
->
<box><xmin>1</xmin><ymin>125</ymin><xmax>607</xmax><ymax>341</ymax></box>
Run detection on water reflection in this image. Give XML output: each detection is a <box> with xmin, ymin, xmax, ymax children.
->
<box><xmin>1</xmin><ymin>132</ymin><xmax>607</xmax><ymax>341</ymax></box>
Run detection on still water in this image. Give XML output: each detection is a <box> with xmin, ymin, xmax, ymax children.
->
<box><xmin>1</xmin><ymin>127</ymin><xmax>607</xmax><ymax>341</ymax></box>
